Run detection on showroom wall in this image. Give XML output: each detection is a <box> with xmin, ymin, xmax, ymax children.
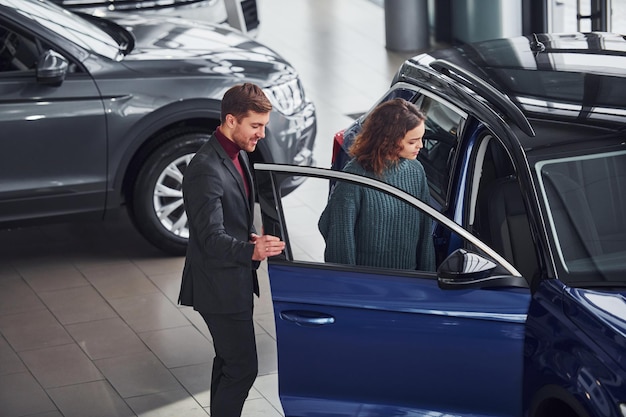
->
<box><xmin>452</xmin><ymin>0</ymin><xmax>523</xmax><ymax>43</ymax></box>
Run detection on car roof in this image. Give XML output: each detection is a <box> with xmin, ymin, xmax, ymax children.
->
<box><xmin>407</xmin><ymin>33</ymin><xmax>626</xmax><ymax>134</ymax></box>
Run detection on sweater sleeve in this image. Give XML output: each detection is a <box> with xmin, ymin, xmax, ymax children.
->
<box><xmin>318</xmin><ymin>182</ymin><xmax>360</xmax><ymax>265</ymax></box>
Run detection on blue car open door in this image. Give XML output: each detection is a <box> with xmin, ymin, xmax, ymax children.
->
<box><xmin>255</xmin><ymin>164</ymin><xmax>531</xmax><ymax>417</ymax></box>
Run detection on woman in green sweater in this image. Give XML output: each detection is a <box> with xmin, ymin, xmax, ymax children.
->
<box><xmin>318</xmin><ymin>98</ymin><xmax>436</xmax><ymax>271</ymax></box>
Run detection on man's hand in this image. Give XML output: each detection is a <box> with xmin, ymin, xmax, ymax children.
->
<box><xmin>251</xmin><ymin>234</ymin><xmax>285</xmax><ymax>261</ymax></box>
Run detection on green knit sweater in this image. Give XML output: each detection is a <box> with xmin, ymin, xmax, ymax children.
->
<box><xmin>318</xmin><ymin>158</ymin><xmax>435</xmax><ymax>271</ymax></box>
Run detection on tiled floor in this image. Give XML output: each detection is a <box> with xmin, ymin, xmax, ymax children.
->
<box><xmin>0</xmin><ymin>1</ymin><xmax>419</xmax><ymax>416</ymax></box>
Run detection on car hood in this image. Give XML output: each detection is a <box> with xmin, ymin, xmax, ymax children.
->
<box><xmin>108</xmin><ymin>14</ymin><xmax>294</xmax><ymax>80</ymax></box>
<box><xmin>566</xmin><ymin>287</ymin><xmax>626</xmax><ymax>372</ymax></box>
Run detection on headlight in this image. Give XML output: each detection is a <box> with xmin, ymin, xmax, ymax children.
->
<box><xmin>264</xmin><ymin>78</ymin><xmax>304</xmax><ymax>116</ymax></box>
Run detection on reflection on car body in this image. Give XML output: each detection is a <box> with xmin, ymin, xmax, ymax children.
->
<box><xmin>258</xmin><ymin>32</ymin><xmax>626</xmax><ymax>417</ymax></box>
<box><xmin>49</xmin><ymin>0</ymin><xmax>260</xmax><ymax>35</ymax></box>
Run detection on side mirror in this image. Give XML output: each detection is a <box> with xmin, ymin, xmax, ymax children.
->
<box><xmin>437</xmin><ymin>249</ymin><xmax>528</xmax><ymax>289</ymax></box>
<box><xmin>36</xmin><ymin>50</ymin><xmax>68</xmax><ymax>86</ymax></box>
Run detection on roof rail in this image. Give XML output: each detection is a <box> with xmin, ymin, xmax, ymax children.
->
<box><xmin>429</xmin><ymin>59</ymin><xmax>535</xmax><ymax>137</ymax></box>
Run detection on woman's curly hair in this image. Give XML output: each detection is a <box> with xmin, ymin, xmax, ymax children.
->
<box><xmin>349</xmin><ymin>98</ymin><xmax>426</xmax><ymax>176</ymax></box>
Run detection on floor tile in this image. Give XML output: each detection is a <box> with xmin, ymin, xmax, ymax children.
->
<box><xmin>125</xmin><ymin>388</ymin><xmax>209</xmax><ymax>417</ymax></box>
<box><xmin>16</xmin><ymin>264</ymin><xmax>89</xmax><ymax>293</ymax></box>
<box><xmin>0</xmin><ymin>372</ymin><xmax>56</xmax><ymax>417</ymax></box>
<box><xmin>19</xmin><ymin>343</ymin><xmax>103</xmax><ymax>388</ymax></box>
<box><xmin>252</xmin><ymin>374</ymin><xmax>284</xmax><ymax>415</ymax></box>
<box><xmin>256</xmin><ymin>333</ymin><xmax>278</xmax><ymax>376</ymax></box>
<box><xmin>148</xmin><ymin>272</ymin><xmax>183</xmax><ymax>304</ymax></box>
<box><xmin>170</xmin><ymin>363</ymin><xmax>212</xmax><ymax>408</ymax></box>
<box><xmin>20</xmin><ymin>411</ymin><xmax>63</xmax><ymax>417</ymax></box>
<box><xmin>81</xmin><ymin>261</ymin><xmax>161</xmax><ymax>300</ymax></box>
<box><xmin>37</xmin><ymin>286</ymin><xmax>118</xmax><ymax>325</ymax></box>
<box><xmin>138</xmin><ymin>325</ymin><xmax>213</xmax><ymax>368</ymax></box>
<box><xmin>133</xmin><ymin>256</ymin><xmax>186</xmax><ymax>277</ymax></box>
<box><xmin>246</xmin><ymin>385</ymin><xmax>262</xmax><ymax>401</ymax></box>
<box><xmin>253</xmin><ymin>373</ymin><xmax>284</xmax><ymax>415</ymax></box>
<box><xmin>47</xmin><ymin>380</ymin><xmax>135</xmax><ymax>417</ymax></box>
<box><xmin>180</xmin><ymin>307</ymin><xmax>213</xmax><ymax>341</ymax></box>
<box><xmin>0</xmin><ymin>277</ymin><xmax>46</xmax><ymax>316</ymax></box>
<box><xmin>254</xmin><ymin>312</ymin><xmax>277</xmax><ymax>340</ymax></box>
<box><xmin>94</xmin><ymin>351</ymin><xmax>182</xmax><ymax>398</ymax></box>
<box><xmin>65</xmin><ymin>317</ymin><xmax>149</xmax><ymax>360</ymax></box>
<box><xmin>72</xmin><ymin>255</ymin><xmax>151</xmax><ymax>274</ymax></box>
<box><xmin>241</xmin><ymin>397</ymin><xmax>284</xmax><ymax>417</ymax></box>
<box><xmin>109</xmin><ymin>292</ymin><xmax>190</xmax><ymax>333</ymax></box>
<box><xmin>0</xmin><ymin>335</ymin><xmax>26</xmax><ymax>375</ymax></box>
<box><xmin>0</xmin><ymin>309</ymin><xmax>73</xmax><ymax>352</ymax></box>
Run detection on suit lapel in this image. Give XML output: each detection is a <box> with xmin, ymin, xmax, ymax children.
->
<box><xmin>211</xmin><ymin>139</ymin><xmax>253</xmax><ymax>219</ymax></box>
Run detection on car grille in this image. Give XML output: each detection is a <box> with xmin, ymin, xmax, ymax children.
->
<box><xmin>241</xmin><ymin>0</ymin><xmax>259</xmax><ymax>30</ymax></box>
<box><xmin>264</xmin><ymin>78</ymin><xmax>305</xmax><ymax>117</ymax></box>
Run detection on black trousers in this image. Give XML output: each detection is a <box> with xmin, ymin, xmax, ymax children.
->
<box><xmin>200</xmin><ymin>310</ymin><xmax>258</xmax><ymax>417</ymax></box>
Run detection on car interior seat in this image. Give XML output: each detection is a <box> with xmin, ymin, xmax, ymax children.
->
<box><xmin>483</xmin><ymin>176</ymin><xmax>538</xmax><ymax>280</ymax></box>
<box><xmin>0</xmin><ymin>27</ymin><xmax>38</xmax><ymax>72</ymax></box>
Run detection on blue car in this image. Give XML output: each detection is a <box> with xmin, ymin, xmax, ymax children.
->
<box><xmin>254</xmin><ymin>32</ymin><xmax>626</xmax><ymax>417</ymax></box>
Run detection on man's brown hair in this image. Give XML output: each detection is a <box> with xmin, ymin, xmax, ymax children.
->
<box><xmin>221</xmin><ymin>83</ymin><xmax>272</xmax><ymax>123</ymax></box>
<box><xmin>349</xmin><ymin>98</ymin><xmax>426</xmax><ymax>176</ymax></box>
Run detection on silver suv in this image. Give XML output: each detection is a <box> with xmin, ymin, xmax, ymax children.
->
<box><xmin>0</xmin><ymin>0</ymin><xmax>316</xmax><ymax>255</ymax></box>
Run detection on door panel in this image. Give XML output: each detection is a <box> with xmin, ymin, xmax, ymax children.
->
<box><xmin>270</xmin><ymin>263</ymin><xmax>528</xmax><ymax>417</ymax></box>
<box><xmin>0</xmin><ymin>30</ymin><xmax>106</xmax><ymax>223</ymax></box>
<box><xmin>256</xmin><ymin>166</ymin><xmax>530</xmax><ymax>417</ymax></box>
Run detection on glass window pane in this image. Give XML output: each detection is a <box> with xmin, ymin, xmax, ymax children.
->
<box><xmin>271</xmin><ymin>175</ymin><xmax>436</xmax><ymax>272</ymax></box>
<box><xmin>416</xmin><ymin>96</ymin><xmax>464</xmax><ymax>203</ymax></box>
<box><xmin>536</xmin><ymin>150</ymin><xmax>626</xmax><ymax>283</ymax></box>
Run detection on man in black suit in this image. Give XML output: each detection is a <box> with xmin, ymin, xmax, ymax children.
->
<box><xmin>179</xmin><ymin>83</ymin><xmax>285</xmax><ymax>417</ymax></box>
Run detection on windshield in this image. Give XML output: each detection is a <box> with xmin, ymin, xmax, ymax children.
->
<box><xmin>4</xmin><ymin>0</ymin><xmax>120</xmax><ymax>59</ymax></box>
<box><xmin>536</xmin><ymin>148</ymin><xmax>626</xmax><ymax>285</ymax></box>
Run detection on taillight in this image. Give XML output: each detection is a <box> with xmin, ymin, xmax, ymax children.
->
<box><xmin>331</xmin><ymin>130</ymin><xmax>345</xmax><ymax>165</ymax></box>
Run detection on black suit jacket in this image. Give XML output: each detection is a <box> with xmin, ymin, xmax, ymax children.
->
<box><xmin>179</xmin><ymin>135</ymin><xmax>259</xmax><ymax>314</ymax></box>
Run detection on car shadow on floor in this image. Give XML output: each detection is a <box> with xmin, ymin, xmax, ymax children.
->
<box><xmin>0</xmin><ymin>209</ymin><xmax>169</xmax><ymax>267</ymax></box>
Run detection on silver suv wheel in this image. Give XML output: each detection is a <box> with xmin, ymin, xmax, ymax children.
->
<box><xmin>130</xmin><ymin>129</ymin><xmax>211</xmax><ymax>255</ymax></box>
<box><xmin>153</xmin><ymin>153</ymin><xmax>193</xmax><ymax>239</ymax></box>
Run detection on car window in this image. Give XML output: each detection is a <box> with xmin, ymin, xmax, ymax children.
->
<box><xmin>414</xmin><ymin>95</ymin><xmax>465</xmax><ymax>205</ymax></box>
<box><xmin>0</xmin><ymin>24</ymin><xmax>79</xmax><ymax>75</ymax></box>
<box><xmin>262</xmin><ymin>174</ymin><xmax>437</xmax><ymax>273</ymax></box>
<box><xmin>338</xmin><ymin>85</ymin><xmax>464</xmax><ymax>208</ymax></box>
<box><xmin>536</xmin><ymin>149</ymin><xmax>626</xmax><ymax>284</ymax></box>
<box><xmin>262</xmin><ymin>169</ymin><xmax>525</xmax><ymax>280</ymax></box>
<box><xmin>0</xmin><ymin>25</ymin><xmax>38</xmax><ymax>72</ymax></box>
<box><xmin>7</xmin><ymin>0</ymin><xmax>120</xmax><ymax>60</ymax></box>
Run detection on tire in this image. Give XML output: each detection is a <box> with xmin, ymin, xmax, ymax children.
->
<box><xmin>130</xmin><ymin>129</ymin><xmax>210</xmax><ymax>255</ymax></box>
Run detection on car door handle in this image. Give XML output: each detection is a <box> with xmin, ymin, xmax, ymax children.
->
<box><xmin>279</xmin><ymin>310</ymin><xmax>335</xmax><ymax>327</ymax></box>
